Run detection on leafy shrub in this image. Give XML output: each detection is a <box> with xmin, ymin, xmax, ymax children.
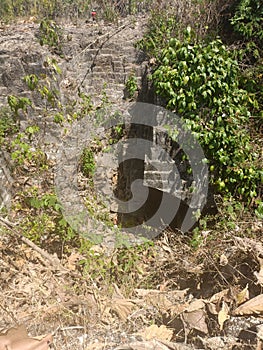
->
<box><xmin>136</xmin><ymin>10</ymin><xmax>181</xmax><ymax>58</ymax></box>
<box><xmin>0</xmin><ymin>107</ymin><xmax>18</xmax><ymax>143</ymax></box>
<box><xmin>230</xmin><ymin>0</ymin><xmax>263</xmax><ymax>123</ymax></box>
<box><xmin>151</xmin><ymin>27</ymin><xmax>261</xmax><ymax>205</ymax></box>
<box><xmin>125</xmin><ymin>73</ymin><xmax>138</xmax><ymax>99</ymax></box>
<box><xmin>231</xmin><ymin>0</ymin><xmax>263</xmax><ymax>43</ymax></box>
<box><xmin>7</xmin><ymin>95</ymin><xmax>32</xmax><ymax>120</ymax></box>
<box><xmin>10</xmin><ymin>126</ymin><xmax>47</xmax><ymax>168</ymax></box>
<box><xmin>38</xmin><ymin>18</ymin><xmax>64</xmax><ymax>55</ymax></box>
<box><xmin>80</xmin><ymin>147</ymin><xmax>95</xmax><ymax>178</ymax></box>
<box><xmin>19</xmin><ymin>190</ymin><xmax>77</xmax><ymax>246</ymax></box>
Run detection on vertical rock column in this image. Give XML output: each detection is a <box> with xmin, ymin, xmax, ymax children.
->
<box><xmin>116</xmin><ymin>122</ymin><xmax>153</xmax><ymax>226</ymax></box>
<box><xmin>0</xmin><ymin>152</ymin><xmax>13</xmax><ymax>212</ymax></box>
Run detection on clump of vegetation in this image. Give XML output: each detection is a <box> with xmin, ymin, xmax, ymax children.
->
<box><xmin>0</xmin><ymin>107</ymin><xmax>18</xmax><ymax>144</ymax></box>
<box><xmin>231</xmin><ymin>0</ymin><xmax>263</xmax><ymax>46</ymax></box>
<box><xmin>0</xmin><ymin>0</ymin><xmax>155</xmax><ymax>23</ymax></box>
<box><xmin>152</xmin><ymin>28</ymin><xmax>261</xmax><ymax>204</ymax></box>
<box><xmin>80</xmin><ymin>147</ymin><xmax>96</xmax><ymax>178</ymax></box>
<box><xmin>10</xmin><ymin>126</ymin><xmax>47</xmax><ymax>170</ymax></box>
<box><xmin>7</xmin><ymin>95</ymin><xmax>32</xmax><ymax>122</ymax></box>
<box><xmin>138</xmin><ymin>1</ymin><xmax>262</xmax><ymax>216</ymax></box>
<box><xmin>125</xmin><ymin>73</ymin><xmax>138</xmax><ymax>99</ymax></box>
<box><xmin>16</xmin><ymin>188</ymin><xmax>78</xmax><ymax>252</ymax></box>
<box><xmin>79</xmin><ymin>240</ymin><xmax>155</xmax><ymax>291</ymax></box>
<box><xmin>38</xmin><ymin>18</ymin><xmax>64</xmax><ymax>55</ymax></box>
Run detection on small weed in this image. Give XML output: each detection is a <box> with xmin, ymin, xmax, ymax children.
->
<box><xmin>17</xmin><ymin>189</ymin><xmax>77</xmax><ymax>248</ymax></box>
<box><xmin>0</xmin><ymin>106</ymin><xmax>18</xmax><ymax>144</ymax></box>
<box><xmin>79</xmin><ymin>240</ymin><xmax>155</xmax><ymax>292</ymax></box>
<box><xmin>109</xmin><ymin>124</ymin><xmax>125</xmax><ymax>145</ymax></box>
<box><xmin>38</xmin><ymin>18</ymin><xmax>64</xmax><ymax>55</ymax></box>
<box><xmin>101</xmin><ymin>83</ymin><xmax>110</xmax><ymax>106</ymax></box>
<box><xmin>125</xmin><ymin>73</ymin><xmax>138</xmax><ymax>99</ymax></box>
<box><xmin>53</xmin><ymin>112</ymin><xmax>65</xmax><ymax>124</ymax></box>
<box><xmin>84</xmin><ymin>192</ymin><xmax>114</xmax><ymax>228</ymax></box>
<box><xmin>80</xmin><ymin>147</ymin><xmax>96</xmax><ymax>178</ymax></box>
<box><xmin>190</xmin><ymin>228</ymin><xmax>204</xmax><ymax>249</ymax></box>
<box><xmin>255</xmin><ymin>200</ymin><xmax>263</xmax><ymax>219</ymax></box>
<box><xmin>7</xmin><ymin>95</ymin><xmax>32</xmax><ymax>122</ymax></box>
<box><xmin>77</xmin><ymin>91</ymin><xmax>93</xmax><ymax>118</ymax></box>
<box><xmin>10</xmin><ymin>127</ymin><xmax>47</xmax><ymax>169</ymax></box>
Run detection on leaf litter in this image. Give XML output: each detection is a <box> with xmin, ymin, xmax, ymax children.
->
<box><xmin>2</xmin><ymin>223</ymin><xmax>263</xmax><ymax>350</ymax></box>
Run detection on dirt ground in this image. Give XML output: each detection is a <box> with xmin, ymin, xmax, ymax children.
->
<box><xmin>1</xmin><ymin>212</ymin><xmax>263</xmax><ymax>350</ymax></box>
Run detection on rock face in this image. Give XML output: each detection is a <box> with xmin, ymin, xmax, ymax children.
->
<box><xmin>61</xmin><ymin>19</ymin><xmax>147</xmax><ymax>104</ymax></box>
<box><xmin>0</xmin><ymin>17</ymin><xmax>216</xmax><ymax>242</ymax></box>
<box><xmin>0</xmin><ymin>17</ymin><xmax>147</xmax><ymax>105</ymax></box>
<box><xmin>0</xmin><ymin>18</ymin><xmax>148</xmax><ymax>224</ymax></box>
<box><xmin>114</xmin><ymin>105</ymin><xmax>217</xmax><ymax>233</ymax></box>
<box><xmin>0</xmin><ymin>151</ymin><xmax>13</xmax><ymax>212</ymax></box>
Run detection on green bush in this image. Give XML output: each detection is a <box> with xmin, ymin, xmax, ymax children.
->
<box><xmin>231</xmin><ymin>0</ymin><xmax>263</xmax><ymax>43</ymax></box>
<box><xmin>125</xmin><ymin>73</ymin><xmax>138</xmax><ymax>99</ymax></box>
<box><xmin>80</xmin><ymin>147</ymin><xmax>95</xmax><ymax>178</ymax></box>
<box><xmin>230</xmin><ymin>0</ymin><xmax>263</xmax><ymax>122</ymax></box>
<box><xmin>151</xmin><ymin>27</ymin><xmax>261</xmax><ymax>205</ymax></box>
<box><xmin>0</xmin><ymin>107</ymin><xmax>18</xmax><ymax>143</ymax></box>
<box><xmin>38</xmin><ymin>18</ymin><xmax>64</xmax><ymax>55</ymax></box>
<box><xmin>136</xmin><ymin>10</ymin><xmax>179</xmax><ymax>58</ymax></box>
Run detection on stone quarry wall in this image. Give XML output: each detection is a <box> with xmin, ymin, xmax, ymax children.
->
<box><xmin>0</xmin><ymin>17</ymin><xmax>148</xmax><ymax>213</ymax></box>
<box><xmin>0</xmin><ymin>17</ymin><xmax>216</xmax><ymax>236</ymax></box>
<box><xmin>0</xmin><ymin>151</ymin><xmax>13</xmax><ymax>212</ymax></box>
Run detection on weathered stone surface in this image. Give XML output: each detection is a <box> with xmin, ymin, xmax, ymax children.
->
<box><xmin>0</xmin><ymin>17</ymin><xmax>216</xmax><ymax>243</ymax></box>
<box><xmin>0</xmin><ymin>151</ymin><xmax>13</xmax><ymax>211</ymax></box>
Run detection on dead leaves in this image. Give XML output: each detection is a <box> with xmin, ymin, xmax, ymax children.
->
<box><xmin>218</xmin><ymin>301</ymin><xmax>230</xmax><ymax>331</ymax></box>
<box><xmin>232</xmin><ymin>294</ymin><xmax>263</xmax><ymax>316</ymax></box>
<box><xmin>183</xmin><ymin>309</ymin><xmax>208</xmax><ymax>335</ymax></box>
<box><xmin>138</xmin><ymin>325</ymin><xmax>173</xmax><ymax>342</ymax></box>
<box><xmin>182</xmin><ymin>299</ymin><xmax>208</xmax><ymax>335</ymax></box>
<box><xmin>108</xmin><ymin>297</ymin><xmax>137</xmax><ymax>321</ymax></box>
<box><xmin>0</xmin><ymin>325</ymin><xmax>52</xmax><ymax>350</ymax></box>
<box><xmin>101</xmin><ymin>285</ymin><xmax>138</xmax><ymax>322</ymax></box>
<box><xmin>115</xmin><ymin>339</ymin><xmax>194</xmax><ymax>350</ymax></box>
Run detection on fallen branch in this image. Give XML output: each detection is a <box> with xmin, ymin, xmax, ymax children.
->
<box><xmin>0</xmin><ymin>216</ymin><xmax>68</xmax><ymax>273</ymax></box>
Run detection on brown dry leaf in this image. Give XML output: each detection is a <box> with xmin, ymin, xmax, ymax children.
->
<box><xmin>66</xmin><ymin>252</ymin><xmax>83</xmax><ymax>271</ymax></box>
<box><xmin>0</xmin><ymin>324</ymin><xmax>52</xmax><ymax>350</ymax></box>
<box><xmin>170</xmin><ymin>303</ymin><xmax>190</xmax><ymax>317</ymax></box>
<box><xmin>209</xmin><ymin>289</ymin><xmax>229</xmax><ymax>304</ymax></box>
<box><xmin>254</xmin><ymin>257</ymin><xmax>263</xmax><ymax>286</ymax></box>
<box><xmin>115</xmin><ymin>339</ymin><xmax>193</xmax><ymax>350</ymax></box>
<box><xmin>135</xmin><ymin>289</ymin><xmax>188</xmax><ymax>311</ymax></box>
<box><xmin>234</xmin><ymin>236</ymin><xmax>263</xmax><ymax>256</ymax></box>
<box><xmin>219</xmin><ymin>253</ymin><xmax>228</xmax><ymax>266</ymax></box>
<box><xmin>186</xmin><ymin>299</ymin><xmax>205</xmax><ymax>312</ymax></box>
<box><xmin>101</xmin><ymin>285</ymin><xmax>137</xmax><ymax>322</ymax></box>
<box><xmin>138</xmin><ymin>325</ymin><xmax>173</xmax><ymax>342</ymax></box>
<box><xmin>218</xmin><ymin>301</ymin><xmax>230</xmax><ymax>330</ymax></box>
<box><xmin>206</xmin><ymin>302</ymin><xmax>218</xmax><ymax>315</ymax></box>
<box><xmin>109</xmin><ymin>298</ymin><xmax>136</xmax><ymax>321</ymax></box>
<box><xmin>235</xmin><ymin>284</ymin><xmax>249</xmax><ymax>306</ymax></box>
<box><xmin>183</xmin><ymin>309</ymin><xmax>208</xmax><ymax>334</ymax></box>
<box><xmin>232</xmin><ymin>294</ymin><xmax>263</xmax><ymax>316</ymax></box>
<box><xmin>206</xmin><ymin>289</ymin><xmax>230</xmax><ymax>315</ymax></box>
